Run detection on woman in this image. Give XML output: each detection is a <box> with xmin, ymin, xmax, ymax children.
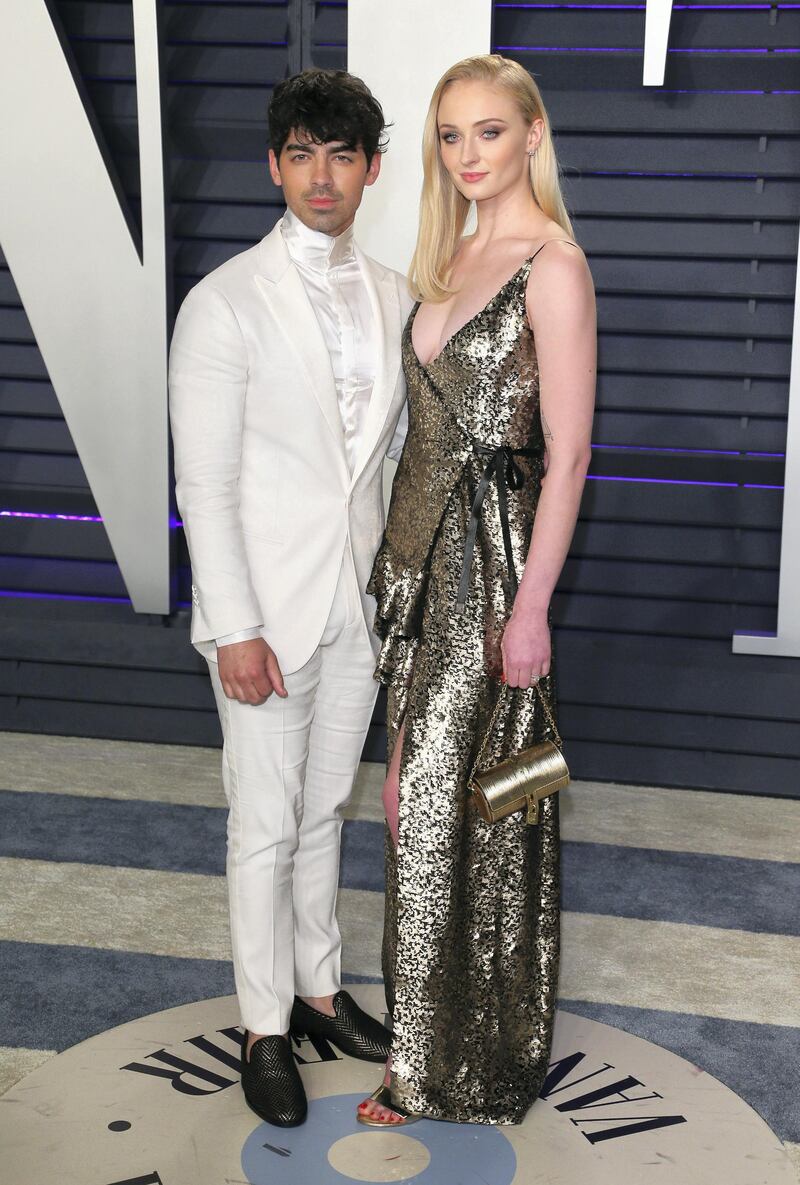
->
<box><xmin>357</xmin><ymin>54</ymin><xmax>596</xmax><ymax>1127</ymax></box>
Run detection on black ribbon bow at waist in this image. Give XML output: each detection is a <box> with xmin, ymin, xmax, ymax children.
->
<box><xmin>456</xmin><ymin>443</ymin><xmax>539</xmax><ymax>614</ymax></box>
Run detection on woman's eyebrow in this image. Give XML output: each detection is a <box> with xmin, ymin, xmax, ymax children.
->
<box><xmin>438</xmin><ymin>117</ymin><xmax>509</xmax><ymax>131</ymax></box>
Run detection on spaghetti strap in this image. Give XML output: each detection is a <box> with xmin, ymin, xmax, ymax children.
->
<box><xmin>529</xmin><ymin>238</ymin><xmax>581</xmax><ymax>262</ymax></box>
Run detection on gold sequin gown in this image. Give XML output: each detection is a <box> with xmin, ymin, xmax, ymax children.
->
<box><xmin>367</xmin><ymin>249</ymin><xmax>565</xmax><ymax>1126</ymax></box>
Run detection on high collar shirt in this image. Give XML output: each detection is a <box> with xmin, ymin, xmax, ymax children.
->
<box><xmin>280</xmin><ymin>208</ymin><xmax>377</xmax><ymax>478</ymax></box>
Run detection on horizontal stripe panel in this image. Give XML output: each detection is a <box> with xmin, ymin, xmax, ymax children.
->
<box><xmin>591</xmin><ymin>411</ymin><xmax>789</xmax><ymax>453</ymax></box>
<box><xmin>59</xmin><ymin>2</ymin><xmax>290</xmax><ymax>43</ymax></box>
<box><xmin>0</xmin><ymin>940</ymin><xmax>378</xmax><ymax>1056</ymax></box>
<box><xmin>0</xmin><ymin>514</ymin><xmax>786</xmax><ymax>578</ymax></box>
<box><xmin>556</xmin><ymin>134</ymin><xmax>800</xmax><ymax>179</ymax></box>
<box><xmin>559</xmin><ymin>912</ymin><xmax>800</xmax><ymax>1027</ymax></box>
<box><xmin>594</xmin><ymin>373</ymin><xmax>789</xmax><ymax>418</ymax></box>
<box><xmin>0</xmin><ymin>521</ymin><xmax>114</xmax><ymax>562</ymax></box>
<box><xmin>494</xmin><ymin>8</ymin><xmax>800</xmax><ymax>49</ymax></box>
<box><xmin>559</xmin><ymin>999</ymin><xmax>800</xmax><ymax>1143</ymax></box>
<box><xmin>547</xmin><ymin>90</ymin><xmax>800</xmax><ymax>135</ymax></box>
<box><xmin>0</xmin><ymin>660</ymin><xmax>215</xmax><ymax>710</ymax></box>
<box><xmin>1</xmin><ymin>858</ymin><xmax>796</xmax><ymax>1025</ymax></box>
<box><xmin>0</xmin><ymin>697</ymin><xmax>218</xmax><ymax>748</ymax></box>
<box><xmin>0</xmin><ymin>857</ymin><xmax>385</xmax><ymax>973</ymax></box>
<box><xmin>564</xmin><ymin>739</ymin><xmax>800</xmax><ymax>799</ymax></box>
<box><xmin>560</xmin><ymin>705</ymin><xmax>799</xmax><ymax>761</ymax></box>
<box><xmin>3</xmin><ymin>737</ymin><xmax>797</xmax><ymax>863</ymax></box>
<box><xmin>0</xmin><ymin>561</ymin><xmax>126</xmax><ymax>599</ymax></box>
<box><xmin>321</xmin><ymin>764</ymin><xmax>794</xmax><ymax>865</ymax></box>
<box><xmin>552</xmin><ymin>592</ymin><xmax>779</xmax><ymax>641</ymax></box>
<box><xmin>0</xmin><ymin>858</ymin><xmax>233</xmax><ymax>960</ymax></box>
<box><xmin>0</xmin><ymin>731</ymin><xmax>227</xmax><ymax>807</ymax></box>
<box><xmin>590</xmin><ymin>257</ymin><xmax>796</xmax><ymax>301</ymax></box>
<box><xmin>336</xmin><ymin>824</ymin><xmax>800</xmax><ymax>937</ymax></box>
<box><xmin>86</xmin><ymin>81</ymin><xmax>796</xmax><ymax>136</ymax></box>
<box><xmin>571</xmin><ymin>521</ymin><xmax>780</xmax><ymax>569</ymax></box>
<box><xmin>558</xmin><ymin>557</ymin><xmax>779</xmax><ymax>606</ymax></box>
<box><xmin>496</xmin><ymin>50</ymin><xmax>800</xmax><ymax>91</ymax></box>
<box><xmin>578</xmin><ymin>219</ymin><xmax>798</xmax><ymax>261</ymax></box>
<box><xmin>563</xmin><ymin>175</ymin><xmax>800</xmax><ymax>221</ymax></box>
<box><xmin>69</xmin><ymin>43</ymin><xmax>289</xmax><ymax>86</ymax></box>
<box><xmin>3</xmin><ymin>792</ymin><xmax>797</xmax><ymax>935</ymax></box>
<box><xmin>0</xmin><ymin>729</ymin><xmax>384</xmax><ymax>812</ymax></box>
<box><xmin>6</xmin><ymin>288</ymin><xmax>795</xmax><ymax>353</ymax></box>
<box><xmin>0</xmin><ymin>790</ymin><xmax>226</xmax><ymax>873</ymax></box>
<box><xmin>0</xmin><ymin>940</ymin><xmax>234</xmax><ymax>1052</ymax></box>
<box><xmin>561</xmin><ymin>841</ymin><xmax>800</xmax><ymax>936</ymax></box>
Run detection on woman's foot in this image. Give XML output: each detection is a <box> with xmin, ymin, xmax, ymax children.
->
<box><xmin>356</xmin><ymin>1058</ymin><xmax>418</xmax><ymax>1126</ymax></box>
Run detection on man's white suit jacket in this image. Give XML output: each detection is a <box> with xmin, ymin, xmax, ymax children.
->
<box><xmin>169</xmin><ymin>219</ymin><xmax>414</xmax><ymax>675</ymax></box>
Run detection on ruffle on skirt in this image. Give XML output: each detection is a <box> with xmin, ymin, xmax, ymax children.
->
<box><xmin>367</xmin><ymin>543</ymin><xmax>429</xmax><ymax>691</ymax></box>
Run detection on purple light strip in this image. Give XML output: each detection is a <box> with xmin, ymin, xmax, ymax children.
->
<box><xmin>495</xmin><ymin>3</ymin><xmax>776</xmax><ymax>7</ymax></box>
<box><xmin>592</xmin><ymin>444</ymin><xmax>787</xmax><ymax>458</ymax></box>
<box><xmin>1</xmin><ymin>508</ymin><xmax>103</xmax><ymax>523</ymax></box>
<box><xmin>0</xmin><ymin>589</ymin><xmax>196</xmax><ymax>608</ymax></box>
<box><xmin>588</xmin><ymin>475</ymin><xmax>785</xmax><ymax>489</ymax></box>
<box><xmin>0</xmin><ymin>509</ymin><xmax>185</xmax><ymax>528</ymax></box>
<box><xmin>495</xmin><ymin>44</ymin><xmax>777</xmax><ymax>52</ymax></box>
<box><xmin>0</xmin><ymin>589</ymin><xmax>131</xmax><ymax>604</ymax></box>
<box><xmin>661</xmin><ymin>88</ymin><xmax>767</xmax><ymax>93</ymax></box>
<box><xmin>588</xmin><ymin>475</ymin><xmax>733</xmax><ymax>487</ymax></box>
<box><xmin>587</xmin><ymin>169</ymin><xmax>758</xmax><ymax>177</ymax></box>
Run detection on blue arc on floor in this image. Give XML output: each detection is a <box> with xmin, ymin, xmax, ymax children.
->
<box><xmin>240</xmin><ymin>1092</ymin><xmax>516</xmax><ymax>1185</ymax></box>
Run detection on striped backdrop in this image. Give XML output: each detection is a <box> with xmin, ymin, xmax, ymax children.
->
<box><xmin>0</xmin><ymin>731</ymin><xmax>798</xmax><ymax>1175</ymax></box>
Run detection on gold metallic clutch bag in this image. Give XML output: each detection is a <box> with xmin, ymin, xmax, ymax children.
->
<box><xmin>469</xmin><ymin>683</ymin><xmax>569</xmax><ymax>825</ymax></box>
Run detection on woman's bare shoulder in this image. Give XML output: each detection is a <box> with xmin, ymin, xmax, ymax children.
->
<box><xmin>525</xmin><ymin>236</ymin><xmax>595</xmax><ymax>324</ymax></box>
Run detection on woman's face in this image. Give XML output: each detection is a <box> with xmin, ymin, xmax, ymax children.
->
<box><xmin>436</xmin><ymin>79</ymin><xmax>542</xmax><ymax>204</ymax></box>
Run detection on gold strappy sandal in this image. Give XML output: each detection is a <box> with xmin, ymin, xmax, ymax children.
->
<box><xmin>357</xmin><ymin>1082</ymin><xmax>420</xmax><ymax>1127</ymax></box>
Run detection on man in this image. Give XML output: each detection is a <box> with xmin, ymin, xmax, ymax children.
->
<box><xmin>169</xmin><ymin>69</ymin><xmax>412</xmax><ymax>1127</ymax></box>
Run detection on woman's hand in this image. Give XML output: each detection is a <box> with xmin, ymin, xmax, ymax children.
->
<box><xmin>500</xmin><ymin>607</ymin><xmax>550</xmax><ymax>688</ymax></box>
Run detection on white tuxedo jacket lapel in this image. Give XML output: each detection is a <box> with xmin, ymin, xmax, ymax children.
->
<box><xmin>254</xmin><ymin>227</ymin><xmax>349</xmax><ymax>485</ymax></box>
<box><xmin>349</xmin><ymin>247</ymin><xmax>403</xmax><ymax>488</ymax></box>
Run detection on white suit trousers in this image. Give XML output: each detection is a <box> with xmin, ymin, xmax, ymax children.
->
<box><xmin>208</xmin><ymin>551</ymin><xmax>378</xmax><ymax>1035</ymax></box>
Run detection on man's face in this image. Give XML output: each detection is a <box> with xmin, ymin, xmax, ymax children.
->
<box><xmin>269</xmin><ymin>130</ymin><xmax>381</xmax><ymax>237</ymax></box>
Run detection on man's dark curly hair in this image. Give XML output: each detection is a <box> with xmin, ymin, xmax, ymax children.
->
<box><xmin>268</xmin><ymin>69</ymin><xmax>389</xmax><ymax>162</ymax></box>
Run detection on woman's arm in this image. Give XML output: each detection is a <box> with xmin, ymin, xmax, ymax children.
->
<box><xmin>501</xmin><ymin>240</ymin><xmax>596</xmax><ymax>688</ymax></box>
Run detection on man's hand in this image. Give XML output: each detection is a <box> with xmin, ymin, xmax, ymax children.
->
<box><xmin>217</xmin><ymin>637</ymin><xmax>287</xmax><ymax>705</ymax></box>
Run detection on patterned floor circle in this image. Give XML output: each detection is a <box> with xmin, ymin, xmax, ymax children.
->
<box><xmin>0</xmin><ymin>985</ymin><xmax>793</xmax><ymax>1185</ymax></box>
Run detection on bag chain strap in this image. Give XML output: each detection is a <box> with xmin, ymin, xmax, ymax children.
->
<box><xmin>468</xmin><ymin>679</ymin><xmax>563</xmax><ymax>785</ymax></box>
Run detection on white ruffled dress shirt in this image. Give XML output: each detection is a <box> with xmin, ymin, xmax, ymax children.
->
<box><xmin>216</xmin><ymin>209</ymin><xmax>378</xmax><ymax>648</ymax></box>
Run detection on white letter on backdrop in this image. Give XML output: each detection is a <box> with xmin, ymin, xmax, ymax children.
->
<box><xmin>0</xmin><ymin>0</ymin><xmax>170</xmax><ymax>612</ymax></box>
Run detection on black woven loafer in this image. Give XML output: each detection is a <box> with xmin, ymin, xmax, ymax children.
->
<box><xmin>290</xmin><ymin>990</ymin><xmax>391</xmax><ymax>1063</ymax></box>
<box><xmin>241</xmin><ymin>1034</ymin><xmax>307</xmax><ymax>1127</ymax></box>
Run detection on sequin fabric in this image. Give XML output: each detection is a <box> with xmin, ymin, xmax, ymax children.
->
<box><xmin>367</xmin><ymin>256</ymin><xmax>561</xmax><ymax>1125</ymax></box>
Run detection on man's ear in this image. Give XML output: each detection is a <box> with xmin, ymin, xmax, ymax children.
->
<box><xmin>268</xmin><ymin>148</ymin><xmax>283</xmax><ymax>188</ymax></box>
<box><xmin>364</xmin><ymin>151</ymin><xmax>382</xmax><ymax>188</ymax></box>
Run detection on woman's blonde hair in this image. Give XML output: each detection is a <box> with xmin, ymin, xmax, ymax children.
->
<box><xmin>409</xmin><ymin>54</ymin><xmax>573</xmax><ymax>303</ymax></box>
